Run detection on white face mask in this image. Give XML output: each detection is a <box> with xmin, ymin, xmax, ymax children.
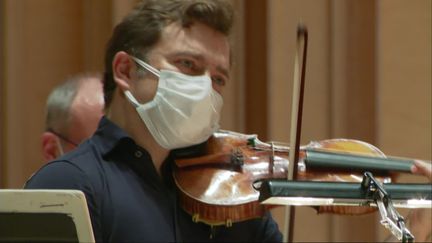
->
<box><xmin>124</xmin><ymin>56</ymin><xmax>223</xmax><ymax>149</ymax></box>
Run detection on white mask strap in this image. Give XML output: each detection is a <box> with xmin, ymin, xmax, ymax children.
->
<box><xmin>55</xmin><ymin>137</ymin><xmax>65</xmax><ymax>156</ymax></box>
<box><xmin>130</xmin><ymin>56</ymin><xmax>160</xmax><ymax>77</ymax></box>
<box><xmin>124</xmin><ymin>90</ymin><xmax>141</xmax><ymax>108</ymax></box>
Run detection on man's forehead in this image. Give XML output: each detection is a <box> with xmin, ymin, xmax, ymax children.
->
<box><xmin>157</xmin><ymin>22</ymin><xmax>231</xmax><ymax>65</ymax></box>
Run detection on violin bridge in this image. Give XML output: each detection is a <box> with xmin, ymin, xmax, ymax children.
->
<box><xmin>225</xmin><ymin>219</ymin><xmax>232</xmax><ymax>227</ymax></box>
<box><xmin>192</xmin><ymin>213</ymin><xmax>200</xmax><ymax>223</ymax></box>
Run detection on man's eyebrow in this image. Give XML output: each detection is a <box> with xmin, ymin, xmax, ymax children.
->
<box><xmin>169</xmin><ymin>51</ymin><xmax>204</xmax><ymax>61</ymax></box>
<box><xmin>170</xmin><ymin>51</ymin><xmax>230</xmax><ymax>79</ymax></box>
<box><xmin>216</xmin><ymin>66</ymin><xmax>230</xmax><ymax>80</ymax></box>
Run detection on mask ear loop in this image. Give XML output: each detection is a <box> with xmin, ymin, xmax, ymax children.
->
<box><xmin>130</xmin><ymin>56</ymin><xmax>160</xmax><ymax>77</ymax></box>
<box><xmin>126</xmin><ymin>56</ymin><xmax>161</xmax><ymax>108</ymax></box>
<box><xmin>55</xmin><ymin>136</ymin><xmax>65</xmax><ymax>156</ymax></box>
<box><xmin>209</xmin><ymin>90</ymin><xmax>223</xmax><ymax>113</ymax></box>
<box><xmin>124</xmin><ymin>90</ymin><xmax>141</xmax><ymax>108</ymax></box>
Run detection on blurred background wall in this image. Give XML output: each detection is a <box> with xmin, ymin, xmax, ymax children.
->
<box><xmin>0</xmin><ymin>0</ymin><xmax>430</xmax><ymax>242</ymax></box>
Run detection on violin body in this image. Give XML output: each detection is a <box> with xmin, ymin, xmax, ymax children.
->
<box><xmin>173</xmin><ymin>130</ymin><xmax>399</xmax><ymax>226</ymax></box>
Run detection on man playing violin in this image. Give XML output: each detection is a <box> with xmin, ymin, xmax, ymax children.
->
<box><xmin>25</xmin><ymin>0</ymin><xmax>283</xmax><ymax>242</ymax></box>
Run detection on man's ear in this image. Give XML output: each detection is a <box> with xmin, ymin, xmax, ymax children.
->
<box><xmin>112</xmin><ymin>51</ymin><xmax>135</xmax><ymax>92</ymax></box>
<box><xmin>41</xmin><ymin>132</ymin><xmax>60</xmax><ymax>161</ymax></box>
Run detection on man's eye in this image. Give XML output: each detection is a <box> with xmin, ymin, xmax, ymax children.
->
<box><xmin>179</xmin><ymin>59</ymin><xmax>194</xmax><ymax>69</ymax></box>
<box><xmin>212</xmin><ymin>76</ymin><xmax>226</xmax><ymax>86</ymax></box>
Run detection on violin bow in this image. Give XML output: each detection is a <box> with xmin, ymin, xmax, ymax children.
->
<box><xmin>284</xmin><ymin>25</ymin><xmax>308</xmax><ymax>242</ymax></box>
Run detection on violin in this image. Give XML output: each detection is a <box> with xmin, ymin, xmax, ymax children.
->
<box><xmin>173</xmin><ymin>130</ymin><xmax>419</xmax><ymax>226</ymax></box>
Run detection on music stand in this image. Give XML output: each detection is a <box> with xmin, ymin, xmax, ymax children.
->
<box><xmin>0</xmin><ymin>189</ymin><xmax>95</xmax><ymax>243</ymax></box>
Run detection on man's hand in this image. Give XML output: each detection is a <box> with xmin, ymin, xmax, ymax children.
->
<box><xmin>411</xmin><ymin>159</ymin><xmax>432</xmax><ymax>181</ymax></box>
<box><xmin>408</xmin><ymin>159</ymin><xmax>432</xmax><ymax>242</ymax></box>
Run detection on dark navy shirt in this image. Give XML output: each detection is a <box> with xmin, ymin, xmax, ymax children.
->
<box><xmin>25</xmin><ymin>117</ymin><xmax>282</xmax><ymax>242</ymax></box>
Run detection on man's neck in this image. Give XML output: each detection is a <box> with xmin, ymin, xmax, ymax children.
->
<box><xmin>106</xmin><ymin>93</ymin><xmax>170</xmax><ymax>175</ymax></box>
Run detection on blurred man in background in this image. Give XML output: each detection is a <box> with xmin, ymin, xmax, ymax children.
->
<box><xmin>41</xmin><ymin>73</ymin><xmax>104</xmax><ymax>161</ymax></box>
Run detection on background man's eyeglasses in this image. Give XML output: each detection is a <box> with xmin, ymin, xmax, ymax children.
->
<box><xmin>47</xmin><ymin>129</ymin><xmax>78</xmax><ymax>147</ymax></box>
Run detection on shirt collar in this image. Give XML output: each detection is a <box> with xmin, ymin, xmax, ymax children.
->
<box><xmin>93</xmin><ymin>116</ymin><xmax>134</xmax><ymax>157</ymax></box>
<box><xmin>92</xmin><ymin>117</ymin><xmax>206</xmax><ymax>189</ymax></box>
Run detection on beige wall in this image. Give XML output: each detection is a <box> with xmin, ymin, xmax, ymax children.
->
<box><xmin>375</xmin><ymin>0</ymin><xmax>431</xmax><ymax>240</ymax></box>
<box><xmin>1</xmin><ymin>0</ymin><xmax>113</xmax><ymax>188</ymax></box>
<box><xmin>377</xmin><ymin>0</ymin><xmax>431</xmax><ymax>161</ymax></box>
<box><xmin>0</xmin><ymin>0</ymin><xmax>430</xmax><ymax>242</ymax></box>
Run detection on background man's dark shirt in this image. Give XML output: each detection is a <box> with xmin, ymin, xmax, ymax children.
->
<box><xmin>25</xmin><ymin>117</ymin><xmax>283</xmax><ymax>242</ymax></box>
